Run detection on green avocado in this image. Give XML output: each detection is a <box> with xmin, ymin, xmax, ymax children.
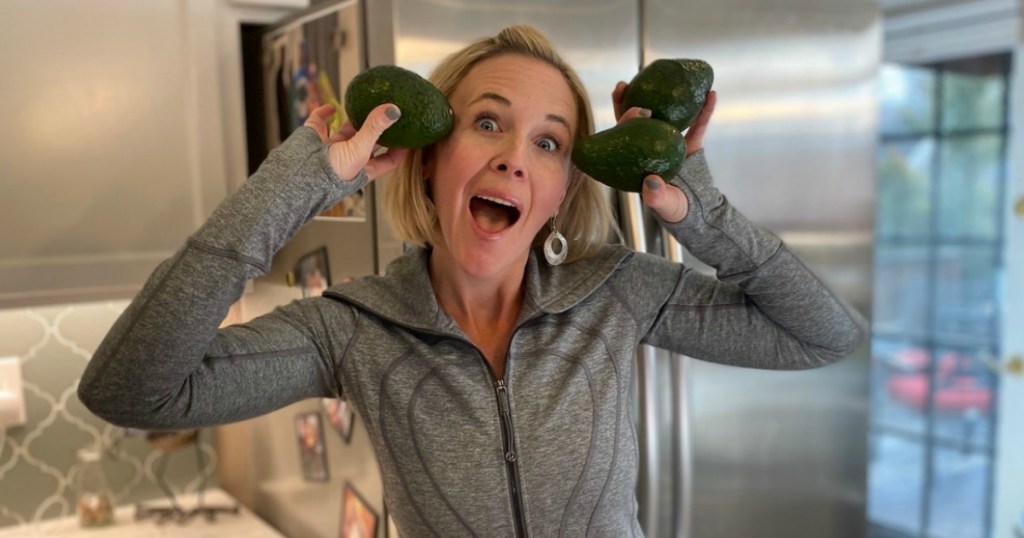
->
<box><xmin>621</xmin><ymin>59</ymin><xmax>714</xmax><ymax>132</ymax></box>
<box><xmin>571</xmin><ymin>118</ymin><xmax>685</xmax><ymax>193</ymax></box>
<box><xmin>344</xmin><ymin>65</ymin><xmax>454</xmax><ymax>148</ymax></box>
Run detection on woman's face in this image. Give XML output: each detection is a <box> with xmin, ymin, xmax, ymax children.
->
<box><xmin>425</xmin><ymin>54</ymin><xmax>577</xmax><ymax>278</ymax></box>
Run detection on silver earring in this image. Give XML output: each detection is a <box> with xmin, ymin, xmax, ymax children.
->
<box><xmin>544</xmin><ymin>218</ymin><xmax>567</xmax><ymax>266</ymax></box>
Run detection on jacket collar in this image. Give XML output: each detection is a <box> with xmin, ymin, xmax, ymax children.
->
<box><xmin>323</xmin><ymin>244</ymin><xmax>632</xmax><ymax>338</ymax></box>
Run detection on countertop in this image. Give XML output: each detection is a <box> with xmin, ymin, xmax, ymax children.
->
<box><xmin>0</xmin><ymin>489</ymin><xmax>284</xmax><ymax>538</ymax></box>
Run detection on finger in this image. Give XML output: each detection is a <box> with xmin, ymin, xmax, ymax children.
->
<box><xmin>304</xmin><ymin>104</ymin><xmax>335</xmax><ymax>127</ymax></box>
<box><xmin>363</xmin><ymin>147</ymin><xmax>410</xmax><ymax>181</ymax></box>
<box><xmin>616</xmin><ymin>106</ymin><xmax>652</xmax><ymax>126</ymax></box>
<box><xmin>691</xmin><ymin>91</ymin><xmax>717</xmax><ymax>131</ymax></box>
<box><xmin>612</xmin><ymin>81</ymin><xmax>628</xmax><ymax>120</ymax></box>
<box><xmin>304</xmin><ymin>104</ymin><xmax>337</xmax><ymax>142</ymax></box>
<box><xmin>640</xmin><ymin>174</ymin><xmax>689</xmax><ymax>223</ymax></box>
<box><xmin>328</xmin><ymin>123</ymin><xmax>359</xmax><ymax>144</ymax></box>
<box><xmin>339</xmin><ymin>121</ymin><xmax>357</xmax><ymax>139</ymax></box>
<box><xmin>683</xmin><ymin>91</ymin><xmax>717</xmax><ymax>156</ymax></box>
<box><xmin>314</xmin><ymin>104</ymin><xmax>336</xmax><ymax>119</ymax></box>
<box><xmin>348</xmin><ymin>103</ymin><xmax>401</xmax><ymax>158</ymax></box>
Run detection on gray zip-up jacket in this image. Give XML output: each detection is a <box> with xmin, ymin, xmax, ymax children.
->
<box><xmin>79</xmin><ymin>126</ymin><xmax>867</xmax><ymax>537</ymax></box>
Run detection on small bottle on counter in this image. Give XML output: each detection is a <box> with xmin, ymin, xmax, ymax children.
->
<box><xmin>74</xmin><ymin>447</ymin><xmax>114</xmax><ymax>527</ymax></box>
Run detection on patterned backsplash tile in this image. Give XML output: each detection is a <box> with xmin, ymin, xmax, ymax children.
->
<box><xmin>0</xmin><ymin>301</ymin><xmax>216</xmax><ymax>529</ymax></box>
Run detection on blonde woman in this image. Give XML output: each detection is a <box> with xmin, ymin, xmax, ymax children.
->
<box><xmin>80</xmin><ymin>26</ymin><xmax>866</xmax><ymax>536</ymax></box>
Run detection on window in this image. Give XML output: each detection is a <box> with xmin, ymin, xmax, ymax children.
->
<box><xmin>869</xmin><ymin>53</ymin><xmax>1011</xmax><ymax>538</ymax></box>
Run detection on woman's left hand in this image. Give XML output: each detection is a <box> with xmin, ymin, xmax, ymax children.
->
<box><xmin>611</xmin><ymin>82</ymin><xmax>717</xmax><ymax>223</ymax></box>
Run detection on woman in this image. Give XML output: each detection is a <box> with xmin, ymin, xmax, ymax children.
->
<box><xmin>79</xmin><ymin>26</ymin><xmax>866</xmax><ymax>537</ymax></box>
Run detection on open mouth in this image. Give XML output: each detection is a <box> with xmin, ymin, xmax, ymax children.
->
<box><xmin>469</xmin><ymin>195</ymin><xmax>521</xmax><ymax>234</ymax></box>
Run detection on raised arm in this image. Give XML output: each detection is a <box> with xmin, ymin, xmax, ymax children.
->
<box><xmin>630</xmin><ymin>148</ymin><xmax>867</xmax><ymax>369</ymax></box>
<box><xmin>78</xmin><ymin>105</ymin><xmax>404</xmax><ymax>430</ymax></box>
<box><xmin>610</xmin><ymin>85</ymin><xmax>866</xmax><ymax>368</ymax></box>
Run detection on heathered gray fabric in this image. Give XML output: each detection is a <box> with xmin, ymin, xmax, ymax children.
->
<box><xmin>79</xmin><ymin>126</ymin><xmax>867</xmax><ymax>537</ymax></box>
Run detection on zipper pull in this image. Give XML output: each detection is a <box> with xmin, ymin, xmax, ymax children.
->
<box><xmin>494</xmin><ymin>380</ymin><xmax>511</xmax><ymax>414</ymax></box>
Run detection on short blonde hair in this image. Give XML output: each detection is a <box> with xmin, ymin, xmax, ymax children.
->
<box><xmin>383</xmin><ymin>25</ymin><xmax>616</xmax><ymax>263</ymax></box>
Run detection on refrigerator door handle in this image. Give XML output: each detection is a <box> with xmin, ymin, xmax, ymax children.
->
<box><xmin>637</xmin><ymin>344</ymin><xmax>661</xmax><ymax>537</ymax></box>
<box><xmin>663</xmin><ymin>229</ymin><xmax>693</xmax><ymax>538</ymax></box>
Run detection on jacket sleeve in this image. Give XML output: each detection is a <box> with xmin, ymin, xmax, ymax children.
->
<box><xmin>636</xmin><ymin>149</ymin><xmax>868</xmax><ymax>369</ymax></box>
<box><xmin>78</xmin><ymin>127</ymin><xmax>367</xmax><ymax>430</ymax></box>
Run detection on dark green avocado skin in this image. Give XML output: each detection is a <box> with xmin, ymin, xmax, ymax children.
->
<box><xmin>344</xmin><ymin>65</ymin><xmax>454</xmax><ymax>148</ymax></box>
<box><xmin>622</xmin><ymin>59</ymin><xmax>714</xmax><ymax>132</ymax></box>
<box><xmin>571</xmin><ymin>118</ymin><xmax>686</xmax><ymax>193</ymax></box>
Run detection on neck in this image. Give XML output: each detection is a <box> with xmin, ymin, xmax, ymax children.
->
<box><xmin>427</xmin><ymin>246</ymin><xmax>526</xmax><ymax>332</ymax></box>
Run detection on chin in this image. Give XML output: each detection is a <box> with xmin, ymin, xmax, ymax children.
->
<box><xmin>456</xmin><ymin>244</ymin><xmax>528</xmax><ymax>279</ymax></box>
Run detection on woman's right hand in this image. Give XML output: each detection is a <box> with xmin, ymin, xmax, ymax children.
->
<box><xmin>303</xmin><ymin>103</ymin><xmax>409</xmax><ymax>182</ymax></box>
<box><xmin>611</xmin><ymin>82</ymin><xmax>716</xmax><ymax>158</ymax></box>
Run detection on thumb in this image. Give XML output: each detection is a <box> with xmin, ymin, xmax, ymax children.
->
<box><xmin>641</xmin><ymin>175</ymin><xmax>689</xmax><ymax>223</ymax></box>
<box><xmin>349</xmin><ymin>103</ymin><xmax>401</xmax><ymax>155</ymax></box>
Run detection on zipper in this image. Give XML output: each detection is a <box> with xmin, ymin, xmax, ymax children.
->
<box><xmin>494</xmin><ymin>378</ymin><xmax>528</xmax><ymax>538</ymax></box>
<box><xmin>326</xmin><ymin>289</ymin><xmax>533</xmax><ymax>535</ymax></box>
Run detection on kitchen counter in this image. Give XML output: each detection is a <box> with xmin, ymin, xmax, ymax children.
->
<box><xmin>0</xmin><ymin>489</ymin><xmax>284</xmax><ymax>538</ymax></box>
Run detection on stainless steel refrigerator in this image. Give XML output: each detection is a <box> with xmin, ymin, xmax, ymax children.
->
<box><xmin>258</xmin><ymin>1</ymin><xmax>880</xmax><ymax>536</ymax></box>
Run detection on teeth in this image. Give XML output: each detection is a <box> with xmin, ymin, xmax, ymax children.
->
<box><xmin>475</xmin><ymin>195</ymin><xmax>516</xmax><ymax>209</ymax></box>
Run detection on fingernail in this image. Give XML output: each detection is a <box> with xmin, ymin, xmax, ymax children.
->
<box><xmin>638</xmin><ymin>108</ymin><xmax>652</xmax><ymax>118</ymax></box>
<box><xmin>386</xmin><ymin>106</ymin><xmax>401</xmax><ymax>121</ymax></box>
<box><xmin>645</xmin><ymin>177</ymin><xmax>661</xmax><ymax>190</ymax></box>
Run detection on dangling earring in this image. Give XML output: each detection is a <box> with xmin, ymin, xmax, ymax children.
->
<box><xmin>544</xmin><ymin>217</ymin><xmax>567</xmax><ymax>266</ymax></box>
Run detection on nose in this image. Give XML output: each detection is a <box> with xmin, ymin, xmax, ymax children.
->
<box><xmin>491</xmin><ymin>138</ymin><xmax>527</xmax><ymax>179</ymax></box>
<box><xmin>496</xmin><ymin>162</ymin><xmax>524</xmax><ymax>179</ymax></box>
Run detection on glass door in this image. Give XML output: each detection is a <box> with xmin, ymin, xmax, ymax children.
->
<box><xmin>869</xmin><ymin>53</ymin><xmax>1012</xmax><ymax>538</ymax></box>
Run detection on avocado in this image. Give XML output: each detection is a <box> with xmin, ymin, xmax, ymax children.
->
<box><xmin>621</xmin><ymin>59</ymin><xmax>714</xmax><ymax>132</ymax></box>
<box><xmin>571</xmin><ymin>118</ymin><xmax>686</xmax><ymax>193</ymax></box>
<box><xmin>344</xmin><ymin>65</ymin><xmax>454</xmax><ymax>148</ymax></box>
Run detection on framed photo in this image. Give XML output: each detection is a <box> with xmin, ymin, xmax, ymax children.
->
<box><xmin>321</xmin><ymin>397</ymin><xmax>355</xmax><ymax>443</ymax></box>
<box><xmin>295</xmin><ymin>412</ymin><xmax>329</xmax><ymax>482</ymax></box>
<box><xmin>296</xmin><ymin>247</ymin><xmax>331</xmax><ymax>298</ymax></box>
<box><xmin>340</xmin><ymin>482</ymin><xmax>379</xmax><ymax>538</ymax></box>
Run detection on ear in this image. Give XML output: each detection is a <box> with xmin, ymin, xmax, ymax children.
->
<box><xmin>421</xmin><ymin>145</ymin><xmax>435</xmax><ymax>176</ymax></box>
<box><xmin>420</xmin><ymin>149</ymin><xmax>436</xmax><ymax>200</ymax></box>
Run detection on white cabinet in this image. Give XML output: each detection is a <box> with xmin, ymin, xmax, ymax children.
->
<box><xmin>0</xmin><ymin>0</ymin><xmax>299</xmax><ymax>309</ymax></box>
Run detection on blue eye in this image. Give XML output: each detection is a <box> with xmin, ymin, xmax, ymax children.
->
<box><xmin>477</xmin><ymin>118</ymin><xmax>498</xmax><ymax>131</ymax></box>
<box><xmin>537</xmin><ymin>137</ymin><xmax>560</xmax><ymax>152</ymax></box>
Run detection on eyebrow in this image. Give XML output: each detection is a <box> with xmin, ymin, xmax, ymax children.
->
<box><xmin>470</xmin><ymin>91</ymin><xmax>572</xmax><ymax>133</ymax></box>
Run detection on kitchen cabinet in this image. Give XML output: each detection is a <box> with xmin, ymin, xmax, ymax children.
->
<box><xmin>0</xmin><ymin>0</ymin><xmax>296</xmax><ymax>309</ymax></box>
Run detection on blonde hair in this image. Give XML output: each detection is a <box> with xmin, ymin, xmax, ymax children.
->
<box><xmin>383</xmin><ymin>25</ymin><xmax>616</xmax><ymax>263</ymax></box>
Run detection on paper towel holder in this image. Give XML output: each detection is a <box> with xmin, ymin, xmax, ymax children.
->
<box><xmin>0</xmin><ymin>356</ymin><xmax>26</xmax><ymax>429</ymax></box>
